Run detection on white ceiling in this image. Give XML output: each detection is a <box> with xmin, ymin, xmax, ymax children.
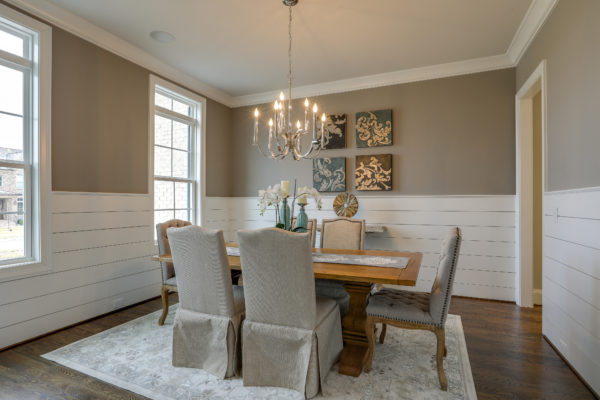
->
<box><xmin>43</xmin><ymin>0</ymin><xmax>533</xmax><ymax>99</ymax></box>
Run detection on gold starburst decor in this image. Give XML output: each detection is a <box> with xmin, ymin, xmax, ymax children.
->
<box><xmin>355</xmin><ymin>154</ymin><xmax>392</xmax><ymax>191</ymax></box>
<box><xmin>333</xmin><ymin>192</ymin><xmax>359</xmax><ymax>217</ymax></box>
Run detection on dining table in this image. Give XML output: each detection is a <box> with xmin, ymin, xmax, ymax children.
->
<box><xmin>153</xmin><ymin>244</ymin><xmax>422</xmax><ymax>377</ymax></box>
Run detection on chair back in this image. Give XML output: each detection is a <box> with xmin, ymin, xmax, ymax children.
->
<box><xmin>292</xmin><ymin>218</ymin><xmax>317</xmax><ymax>248</ymax></box>
<box><xmin>429</xmin><ymin>227</ymin><xmax>462</xmax><ymax>325</ymax></box>
<box><xmin>156</xmin><ymin>219</ymin><xmax>192</xmax><ymax>282</ymax></box>
<box><xmin>238</xmin><ymin>228</ymin><xmax>316</xmax><ymax>330</ymax></box>
<box><xmin>321</xmin><ymin>217</ymin><xmax>365</xmax><ymax>250</ymax></box>
<box><xmin>167</xmin><ymin>226</ymin><xmax>237</xmax><ymax>318</ymax></box>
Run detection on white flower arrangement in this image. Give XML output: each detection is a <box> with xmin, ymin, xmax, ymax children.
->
<box><xmin>258</xmin><ymin>183</ymin><xmax>323</xmax><ymax>227</ymax></box>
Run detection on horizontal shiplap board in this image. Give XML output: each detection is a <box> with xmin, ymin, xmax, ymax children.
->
<box><xmin>0</xmin><ymin>258</ymin><xmax>157</xmax><ymax>307</ymax></box>
<box><xmin>51</xmin><ymin>192</ymin><xmax>151</xmax><ymax>213</ymax></box>
<box><xmin>0</xmin><ymin>268</ymin><xmax>160</xmax><ymax>329</ymax></box>
<box><xmin>52</xmin><ymin>210</ymin><xmax>152</xmax><ymax>233</ymax></box>
<box><xmin>207</xmin><ymin>195</ymin><xmax>517</xmax><ymax>301</ymax></box>
<box><xmin>0</xmin><ymin>192</ymin><xmax>160</xmax><ymax>350</ymax></box>
<box><xmin>52</xmin><ymin>226</ymin><xmax>152</xmax><ymax>253</ymax></box>
<box><xmin>0</xmin><ymin>283</ymin><xmax>159</xmax><ymax>350</ymax></box>
<box><xmin>542</xmin><ymin>188</ymin><xmax>600</xmax><ymax>396</ymax></box>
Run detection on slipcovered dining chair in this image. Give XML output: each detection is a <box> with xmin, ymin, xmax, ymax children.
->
<box><xmin>238</xmin><ymin>228</ymin><xmax>343</xmax><ymax>398</ymax></box>
<box><xmin>167</xmin><ymin>226</ymin><xmax>245</xmax><ymax>378</ymax></box>
<box><xmin>156</xmin><ymin>219</ymin><xmax>192</xmax><ymax>325</ymax></box>
<box><xmin>316</xmin><ymin>217</ymin><xmax>366</xmax><ymax>316</ymax></box>
<box><xmin>365</xmin><ymin>227</ymin><xmax>462</xmax><ymax>390</ymax></box>
<box><xmin>292</xmin><ymin>217</ymin><xmax>318</xmax><ymax>248</ymax></box>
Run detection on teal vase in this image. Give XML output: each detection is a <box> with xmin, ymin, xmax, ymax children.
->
<box><xmin>279</xmin><ymin>198</ymin><xmax>291</xmax><ymax>230</ymax></box>
<box><xmin>296</xmin><ymin>203</ymin><xmax>308</xmax><ymax>232</ymax></box>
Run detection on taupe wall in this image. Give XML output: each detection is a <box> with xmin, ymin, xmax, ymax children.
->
<box><xmin>230</xmin><ymin>69</ymin><xmax>516</xmax><ymax>197</ymax></box>
<box><xmin>47</xmin><ymin>25</ymin><xmax>233</xmax><ymax>195</ymax></box>
<box><xmin>517</xmin><ymin>0</ymin><xmax>600</xmax><ymax>191</ymax></box>
<box><xmin>52</xmin><ymin>28</ymin><xmax>149</xmax><ymax>193</ymax></box>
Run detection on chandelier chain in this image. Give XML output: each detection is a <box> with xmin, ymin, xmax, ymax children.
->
<box><xmin>288</xmin><ymin>5</ymin><xmax>292</xmax><ymax>101</ymax></box>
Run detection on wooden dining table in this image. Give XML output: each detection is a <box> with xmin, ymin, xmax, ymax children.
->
<box><xmin>153</xmin><ymin>244</ymin><xmax>422</xmax><ymax>377</ymax></box>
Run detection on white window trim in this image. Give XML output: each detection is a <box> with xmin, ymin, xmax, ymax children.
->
<box><xmin>0</xmin><ymin>3</ymin><xmax>52</xmax><ymax>281</ymax></box>
<box><xmin>149</xmin><ymin>75</ymin><xmax>206</xmax><ymax>229</ymax></box>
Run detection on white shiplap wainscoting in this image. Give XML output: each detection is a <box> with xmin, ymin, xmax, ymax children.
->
<box><xmin>543</xmin><ymin>188</ymin><xmax>600</xmax><ymax>394</ymax></box>
<box><xmin>205</xmin><ymin>195</ymin><xmax>517</xmax><ymax>301</ymax></box>
<box><xmin>0</xmin><ymin>192</ymin><xmax>160</xmax><ymax>349</ymax></box>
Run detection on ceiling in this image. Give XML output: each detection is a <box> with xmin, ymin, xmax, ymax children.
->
<box><xmin>43</xmin><ymin>0</ymin><xmax>533</xmax><ymax>100</ymax></box>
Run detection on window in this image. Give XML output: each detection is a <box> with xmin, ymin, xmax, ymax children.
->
<box><xmin>0</xmin><ymin>4</ymin><xmax>51</xmax><ymax>273</ymax></box>
<box><xmin>150</xmin><ymin>76</ymin><xmax>205</xmax><ymax>236</ymax></box>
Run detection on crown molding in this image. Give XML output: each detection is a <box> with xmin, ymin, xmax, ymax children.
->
<box><xmin>6</xmin><ymin>0</ymin><xmax>557</xmax><ymax>109</ymax></box>
<box><xmin>232</xmin><ymin>54</ymin><xmax>513</xmax><ymax>107</ymax></box>
<box><xmin>506</xmin><ymin>0</ymin><xmax>559</xmax><ymax>65</ymax></box>
<box><xmin>5</xmin><ymin>0</ymin><xmax>236</xmax><ymax>107</ymax></box>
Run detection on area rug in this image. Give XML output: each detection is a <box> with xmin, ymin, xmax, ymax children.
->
<box><xmin>43</xmin><ymin>306</ymin><xmax>476</xmax><ymax>400</ymax></box>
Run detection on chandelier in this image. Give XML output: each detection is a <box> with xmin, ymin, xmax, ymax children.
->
<box><xmin>252</xmin><ymin>0</ymin><xmax>326</xmax><ymax>161</ymax></box>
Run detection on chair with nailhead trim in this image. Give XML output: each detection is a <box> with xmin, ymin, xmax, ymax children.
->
<box><xmin>364</xmin><ymin>227</ymin><xmax>462</xmax><ymax>391</ymax></box>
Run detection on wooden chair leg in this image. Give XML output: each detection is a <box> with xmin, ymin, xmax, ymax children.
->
<box><xmin>379</xmin><ymin>323</ymin><xmax>387</xmax><ymax>344</ymax></box>
<box><xmin>435</xmin><ymin>328</ymin><xmax>448</xmax><ymax>391</ymax></box>
<box><xmin>444</xmin><ymin>345</ymin><xmax>447</xmax><ymax>357</ymax></box>
<box><xmin>158</xmin><ymin>286</ymin><xmax>169</xmax><ymax>326</ymax></box>
<box><xmin>365</xmin><ymin>317</ymin><xmax>376</xmax><ymax>372</ymax></box>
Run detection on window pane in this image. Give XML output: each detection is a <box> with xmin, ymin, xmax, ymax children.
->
<box><xmin>0</xmin><ymin>29</ymin><xmax>24</xmax><ymax>57</ymax></box>
<box><xmin>154</xmin><ymin>115</ymin><xmax>171</xmax><ymax>147</ymax></box>
<box><xmin>0</xmin><ymin>114</ymin><xmax>24</xmax><ymax>161</ymax></box>
<box><xmin>155</xmin><ymin>92</ymin><xmax>171</xmax><ymax>109</ymax></box>
<box><xmin>172</xmin><ymin>121</ymin><xmax>190</xmax><ymax>151</ymax></box>
<box><xmin>175</xmin><ymin>182</ymin><xmax>191</xmax><ymax>209</ymax></box>
<box><xmin>0</xmin><ymin>167</ymin><xmax>25</xmax><ymax>261</ymax></box>
<box><xmin>172</xmin><ymin>150</ymin><xmax>190</xmax><ymax>178</ymax></box>
<box><xmin>175</xmin><ymin>209</ymin><xmax>191</xmax><ymax>222</ymax></box>
<box><xmin>154</xmin><ymin>210</ymin><xmax>174</xmax><ymax>226</ymax></box>
<box><xmin>154</xmin><ymin>146</ymin><xmax>171</xmax><ymax>177</ymax></box>
<box><xmin>154</xmin><ymin>180</ymin><xmax>173</xmax><ymax>210</ymax></box>
<box><xmin>172</xmin><ymin>99</ymin><xmax>190</xmax><ymax>116</ymax></box>
<box><xmin>0</xmin><ymin>65</ymin><xmax>24</xmax><ymax>115</ymax></box>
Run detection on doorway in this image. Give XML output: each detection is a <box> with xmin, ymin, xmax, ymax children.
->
<box><xmin>515</xmin><ymin>60</ymin><xmax>546</xmax><ymax>307</ymax></box>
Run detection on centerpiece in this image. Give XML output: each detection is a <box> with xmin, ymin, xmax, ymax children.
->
<box><xmin>258</xmin><ymin>180</ymin><xmax>322</xmax><ymax>231</ymax></box>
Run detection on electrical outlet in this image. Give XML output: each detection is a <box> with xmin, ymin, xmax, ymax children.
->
<box><xmin>112</xmin><ymin>297</ymin><xmax>125</xmax><ymax>310</ymax></box>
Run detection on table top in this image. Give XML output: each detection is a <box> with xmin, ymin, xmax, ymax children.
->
<box><xmin>153</xmin><ymin>243</ymin><xmax>421</xmax><ymax>286</ymax></box>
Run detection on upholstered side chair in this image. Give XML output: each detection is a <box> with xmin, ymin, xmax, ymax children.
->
<box><xmin>155</xmin><ymin>219</ymin><xmax>191</xmax><ymax>325</ymax></box>
<box><xmin>167</xmin><ymin>226</ymin><xmax>245</xmax><ymax>378</ymax></box>
<box><xmin>316</xmin><ymin>217</ymin><xmax>366</xmax><ymax>316</ymax></box>
<box><xmin>238</xmin><ymin>228</ymin><xmax>343</xmax><ymax>398</ymax></box>
<box><xmin>365</xmin><ymin>227</ymin><xmax>462</xmax><ymax>390</ymax></box>
<box><xmin>291</xmin><ymin>217</ymin><xmax>317</xmax><ymax>248</ymax></box>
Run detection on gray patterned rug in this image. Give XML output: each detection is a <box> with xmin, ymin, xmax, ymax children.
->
<box><xmin>43</xmin><ymin>306</ymin><xmax>476</xmax><ymax>400</ymax></box>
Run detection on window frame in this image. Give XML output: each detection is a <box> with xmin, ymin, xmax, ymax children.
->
<box><xmin>0</xmin><ymin>3</ymin><xmax>51</xmax><ymax>281</ymax></box>
<box><xmin>149</xmin><ymin>75</ymin><xmax>206</xmax><ymax>233</ymax></box>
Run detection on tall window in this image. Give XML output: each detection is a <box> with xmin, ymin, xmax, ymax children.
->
<box><xmin>151</xmin><ymin>77</ymin><xmax>204</xmax><ymax>233</ymax></box>
<box><xmin>0</xmin><ymin>7</ymin><xmax>50</xmax><ymax>269</ymax></box>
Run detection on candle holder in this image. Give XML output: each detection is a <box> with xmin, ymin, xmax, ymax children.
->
<box><xmin>295</xmin><ymin>201</ymin><xmax>309</xmax><ymax>232</ymax></box>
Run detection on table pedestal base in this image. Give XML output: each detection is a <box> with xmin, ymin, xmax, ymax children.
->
<box><xmin>338</xmin><ymin>281</ymin><xmax>373</xmax><ymax>377</ymax></box>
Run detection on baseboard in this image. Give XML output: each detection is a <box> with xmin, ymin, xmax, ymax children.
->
<box><xmin>543</xmin><ymin>335</ymin><xmax>600</xmax><ymax>399</ymax></box>
<box><xmin>533</xmin><ymin>289</ymin><xmax>542</xmax><ymax>305</ymax></box>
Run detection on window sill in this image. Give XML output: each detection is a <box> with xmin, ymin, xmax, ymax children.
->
<box><xmin>0</xmin><ymin>259</ymin><xmax>51</xmax><ymax>283</ymax></box>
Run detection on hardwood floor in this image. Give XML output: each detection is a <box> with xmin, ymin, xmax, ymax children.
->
<box><xmin>0</xmin><ymin>295</ymin><xmax>595</xmax><ymax>399</ymax></box>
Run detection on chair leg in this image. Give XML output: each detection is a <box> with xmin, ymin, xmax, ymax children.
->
<box><xmin>435</xmin><ymin>328</ymin><xmax>448</xmax><ymax>391</ymax></box>
<box><xmin>158</xmin><ymin>285</ymin><xmax>169</xmax><ymax>326</ymax></box>
<box><xmin>379</xmin><ymin>323</ymin><xmax>387</xmax><ymax>344</ymax></box>
<box><xmin>365</xmin><ymin>317</ymin><xmax>376</xmax><ymax>372</ymax></box>
<box><xmin>444</xmin><ymin>345</ymin><xmax>447</xmax><ymax>357</ymax></box>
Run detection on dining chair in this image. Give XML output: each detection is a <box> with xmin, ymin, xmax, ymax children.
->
<box><xmin>167</xmin><ymin>226</ymin><xmax>245</xmax><ymax>378</ymax></box>
<box><xmin>364</xmin><ymin>227</ymin><xmax>462</xmax><ymax>390</ymax></box>
<box><xmin>238</xmin><ymin>227</ymin><xmax>343</xmax><ymax>398</ymax></box>
<box><xmin>291</xmin><ymin>217</ymin><xmax>317</xmax><ymax>248</ymax></box>
<box><xmin>316</xmin><ymin>217</ymin><xmax>366</xmax><ymax>316</ymax></box>
<box><xmin>155</xmin><ymin>219</ymin><xmax>192</xmax><ymax>325</ymax></box>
